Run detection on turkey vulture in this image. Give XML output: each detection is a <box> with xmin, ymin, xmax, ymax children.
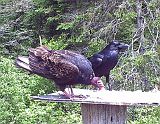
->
<box><xmin>15</xmin><ymin>46</ymin><xmax>105</xmax><ymax>98</ymax></box>
<box><xmin>89</xmin><ymin>40</ymin><xmax>129</xmax><ymax>90</ymax></box>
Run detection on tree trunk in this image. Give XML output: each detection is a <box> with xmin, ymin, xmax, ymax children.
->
<box><xmin>136</xmin><ymin>0</ymin><xmax>145</xmax><ymax>52</ymax></box>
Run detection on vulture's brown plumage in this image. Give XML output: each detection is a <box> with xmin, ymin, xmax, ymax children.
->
<box><xmin>16</xmin><ymin>46</ymin><xmax>105</xmax><ymax>98</ymax></box>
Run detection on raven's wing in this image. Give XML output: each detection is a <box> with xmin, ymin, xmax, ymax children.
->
<box><xmin>89</xmin><ymin>53</ymin><xmax>104</xmax><ymax>69</ymax></box>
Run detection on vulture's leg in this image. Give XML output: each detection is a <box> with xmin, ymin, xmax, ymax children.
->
<box><xmin>63</xmin><ymin>90</ymin><xmax>72</xmax><ymax>98</ymax></box>
<box><xmin>61</xmin><ymin>86</ymin><xmax>73</xmax><ymax>98</ymax></box>
<box><xmin>66</xmin><ymin>85</ymin><xmax>74</xmax><ymax>96</ymax></box>
<box><xmin>106</xmin><ymin>73</ymin><xmax>112</xmax><ymax>91</ymax></box>
<box><xmin>59</xmin><ymin>85</ymin><xmax>72</xmax><ymax>98</ymax></box>
<box><xmin>64</xmin><ymin>86</ymin><xmax>86</xmax><ymax>99</ymax></box>
<box><xmin>69</xmin><ymin>85</ymin><xmax>73</xmax><ymax>96</ymax></box>
<box><xmin>70</xmin><ymin>85</ymin><xmax>87</xmax><ymax>99</ymax></box>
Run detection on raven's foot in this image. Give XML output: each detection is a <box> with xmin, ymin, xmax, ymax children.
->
<box><xmin>108</xmin><ymin>83</ymin><xmax>112</xmax><ymax>91</ymax></box>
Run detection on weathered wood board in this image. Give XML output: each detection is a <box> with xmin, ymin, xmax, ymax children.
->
<box><xmin>81</xmin><ymin>104</ymin><xmax>127</xmax><ymax>124</ymax></box>
<box><xmin>31</xmin><ymin>89</ymin><xmax>160</xmax><ymax>106</ymax></box>
<box><xmin>31</xmin><ymin>89</ymin><xmax>160</xmax><ymax>124</ymax></box>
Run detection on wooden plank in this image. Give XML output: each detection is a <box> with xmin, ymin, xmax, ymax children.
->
<box><xmin>31</xmin><ymin>89</ymin><xmax>160</xmax><ymax>106</ymax></box>
<box><xmin>81</xmin><ymin>104</ymin><xmax>127</xmax><ymax>124</ymax></box>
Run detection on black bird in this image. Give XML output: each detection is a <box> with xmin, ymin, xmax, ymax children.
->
<box><xmin>15</xmin><ymin>46</ymin><xmax>105</xmax><ymax>98</ymax></box>
<box><xmin>89</xmin><ymin>40</ymin><xmax>129</xmax><ymax>90</ymax></box>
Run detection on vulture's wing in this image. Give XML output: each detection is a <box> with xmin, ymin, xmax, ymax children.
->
<box><xmin>28</xmin><ymin>47</ymin><xmax>80</xmax><ymax>82</ymax></box>
<box><xmin>48</xmin><ymin>51</ymin><xmax>80</xmax><ymax>80</ymax></box>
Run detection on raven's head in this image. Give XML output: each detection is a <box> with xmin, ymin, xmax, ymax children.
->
<box><xmin>109</xmin><ymin>40</ymin><xmax>129</xmax><ymax>52</ymax></box>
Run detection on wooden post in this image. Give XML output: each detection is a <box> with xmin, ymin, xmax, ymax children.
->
<box><xmin>81</xmin><ymin>104</ymin><xmax>127</xmax><ymax>124</ymax></box>
<box><xmin>31</xmin><ymin>89</ymin><xmax>160</xmax><ymax>124</ymax></box>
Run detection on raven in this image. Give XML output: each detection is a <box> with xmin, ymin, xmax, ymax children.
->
<box><xmin>89</xmin><ymin>40</ymin><xmax>129</xmax><ymax>90</ymax></box>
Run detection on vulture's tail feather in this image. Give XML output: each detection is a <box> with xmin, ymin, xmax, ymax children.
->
<box><xmin>15</xmin><ymin>56</ymin><xmax>31</xmax><ymax>72</ymax></box>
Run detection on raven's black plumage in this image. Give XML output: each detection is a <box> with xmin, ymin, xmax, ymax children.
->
<box><xmin>15</xmin><ymin>46</ymin><xmax>104</xmax><ymax>98</ymax></box>
<box><xmin>89</xmin><ymin>40</ymin><xmax>129</xmax><ymax>90</ymax></box>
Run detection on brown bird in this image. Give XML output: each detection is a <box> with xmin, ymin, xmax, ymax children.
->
<box><xmin>15</xmin><ymin>46</ymin><xmax>105</xmax><ymax>98</ymax></box>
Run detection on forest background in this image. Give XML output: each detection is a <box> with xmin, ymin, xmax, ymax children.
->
<box><xmin>0</xmin><ymin>0</ymin><xmax>160</xmax><ymax>123</ymax></box>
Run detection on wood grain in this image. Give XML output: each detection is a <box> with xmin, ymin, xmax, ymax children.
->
<box><xmin>81</xmin><ymin>104</ymin><xmax>127</xmax><ymax>124</ymax></box>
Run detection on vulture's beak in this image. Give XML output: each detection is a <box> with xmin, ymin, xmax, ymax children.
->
<box><xmin>91</xmin><ymin>77</ymin><xmax>105</xmax><ymax>90</ymax></box>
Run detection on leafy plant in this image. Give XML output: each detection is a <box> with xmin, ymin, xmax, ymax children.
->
<box><xmin>42</xmin><ymin>34</ymin><xmax>68</xmax><ymax>50</ymax></box>
<box><xmin>0</xmin><ymin>56</ymin><xmax>82</xmax><ymax>124</ymax></box>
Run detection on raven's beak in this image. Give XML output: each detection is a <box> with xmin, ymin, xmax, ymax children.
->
<box><xmin>118</xmin><ymin>43</ymin><xmax>129</xmax><ymax>51</ymax></box>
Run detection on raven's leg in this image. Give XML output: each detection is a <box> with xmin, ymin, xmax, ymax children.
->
<box><xmin>106</xmin><ymin>73</ymin><xmax>112</xmax><ymax>91</ymax></box>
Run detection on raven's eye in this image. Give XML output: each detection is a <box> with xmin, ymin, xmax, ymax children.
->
<box><xmin>113</xmin><ymin>41</ymin><xmax>119</xmax><ymax>46</ymax></box>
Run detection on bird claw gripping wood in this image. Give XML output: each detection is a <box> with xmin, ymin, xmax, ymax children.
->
<box><xmin>71</xmin><ymin>94</ymin><xmax>88</xmax><ymax>100</ymax></box>
<box><xmin>62</xmin><ymin>91</ymin><xmax>88</xmax><ymax>99</ymax></box>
